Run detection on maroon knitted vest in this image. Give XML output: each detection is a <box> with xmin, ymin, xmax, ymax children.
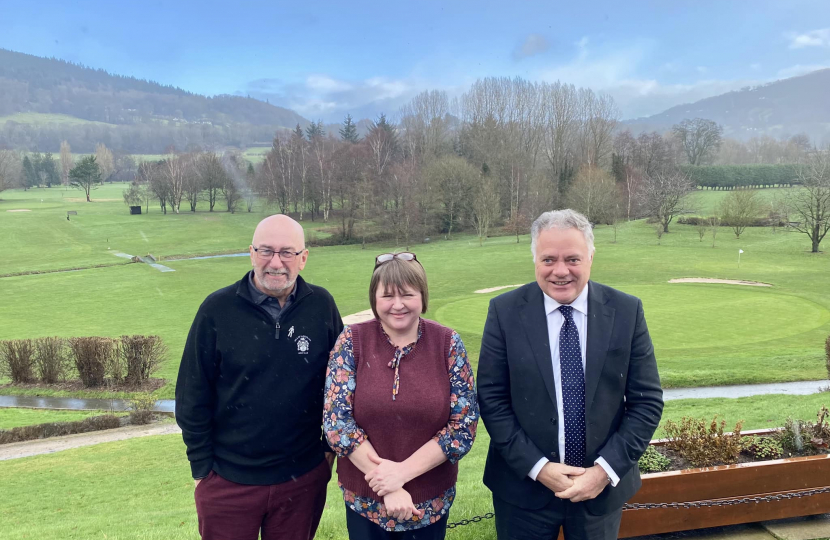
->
<box><xmin>337</xmin><ymin>318</ymin><xmax>457</xmax><ymax>503</ymax></box>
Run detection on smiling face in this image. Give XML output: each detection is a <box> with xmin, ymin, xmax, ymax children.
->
<box><xmin>534</xmin><ymin>226</ymin><xmax>593</xmax><ymax>305</ymax></box>
<box><xmin>375</xmin><ymin>283</ymin><xmax>423</xmax><ymax>337</ymax></box>
<box><xmin>249</xmin><ymin>215</ymin><xmax>308</xmax><ymax>298</ymax></box>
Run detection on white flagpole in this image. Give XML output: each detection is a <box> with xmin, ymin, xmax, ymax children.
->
<box><xmin>738</xmin><ymin>249</ymin><xmax>744</xmax><ymax>268</ymax></box>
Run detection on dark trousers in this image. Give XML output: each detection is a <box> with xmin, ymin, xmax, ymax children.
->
<box><xmin>194</xmin><ymin>459</ymin><xmax>331</xmax><ymax>540</ymax></box>
<box><xmin>345</xmin><ymin>506</ymin><xmax>449</xmax><ymax>540</ymax></box>
<box><xmin>493</xmin><ymin>494</ymin><xmax>622</xmax><ymax>540</ymax></box>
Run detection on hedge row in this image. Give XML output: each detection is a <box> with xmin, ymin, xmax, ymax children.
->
<box><xmin>0</xmin><ymin>335</ymin><xmax>166</xmax><ymax>387</ymax></box>
<box><xmin>682</xmin><ymin>164</ymin><xmax>801</xmax><ymax>189</ymax></box>
<box><xmin>0</xmin><ymin>415</ymin><xmax>126</xmax><ymax>445</ymax></box>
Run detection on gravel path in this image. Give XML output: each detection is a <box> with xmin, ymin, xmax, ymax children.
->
<box><xmin>0</xmin><ymin>422</ymin><xmax>181</xmax><ymax>461</ymax></box>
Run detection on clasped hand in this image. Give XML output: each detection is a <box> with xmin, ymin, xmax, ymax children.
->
<box><xmin>365</xmin><ymin>454</ymin><xmax>424</xmax><ymax>522</ymax></box>
<box><xmin>364</xmin><ymin>454</ymin><xmax>409</xmax><ymax>496</ymax></box>
<box><xmin>538</xmin><ymin>462</ymin><xmax>609</xmax><ymax>503</ymax></box>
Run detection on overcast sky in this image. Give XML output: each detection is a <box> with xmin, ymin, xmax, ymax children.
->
<box><xmin>2</xmin><ymin>0</ymin><xmax>829</xmax><ymax>122</ymax></box>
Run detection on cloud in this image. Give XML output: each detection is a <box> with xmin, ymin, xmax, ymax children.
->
<box><xmin>536</xmin><ymin>40</ymin><xmax>756</xmax><ymax>119</ymax></box>
<box><xmin>513</xmin><ymin>33</ymin><xmax>549</xmax><ymax>60</ymax></box>
<box><xmin>242</xmin><ymin>74</ymin><xmax>424</xmax><ymax>121</ymax></box>
<box><xmin>776</xmin><ymin>63</ymin><xmax>830</xmax><ymax>78</ymax></box>
<box><xmin>787</xmin><ymin>28</ymin><xmax>830</xmax><ymax>49</ymax></box>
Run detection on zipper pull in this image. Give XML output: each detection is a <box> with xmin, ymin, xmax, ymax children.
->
<box><xmin>275</xmin><ymin>322</ymin><xmax>281</xmax><ymax>339</ymax></box>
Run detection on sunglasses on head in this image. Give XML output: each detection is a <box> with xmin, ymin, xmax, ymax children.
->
<box><xmin>374</xmin><ymin>252</ymin><xmax>418</xmax><ymax>268</ymax></box>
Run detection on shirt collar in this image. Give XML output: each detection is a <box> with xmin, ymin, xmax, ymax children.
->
<box><xmin>543</xmin><ymin>282</ymin><xmax>589</xmax><ymax>317</ymax></box>
<box><xmin>247</xmin><ymin>270</ymin><xmax>296</xmax><ymax>305</ymax></box>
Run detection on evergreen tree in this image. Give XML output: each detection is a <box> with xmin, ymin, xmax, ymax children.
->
<box><xmin>68</xmin><ymin>155</ymin><xmax>102</xmax><ymax>202</ymax></box>
<box><xmin>305</xmin><ymin>121</ymin><xmax>325</xmax><ymax>141</ymax></box>
<box><xmin>339</xmin><ymin>114</ymin><xmax>361</xmax><ymax>143</ymax></box>
<box><xmin>21</xmin><ymin>156</ymin><xmax>37</xmax><ymax>189</ymax></box>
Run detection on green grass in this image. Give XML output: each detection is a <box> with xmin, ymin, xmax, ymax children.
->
<box><xmin>687</xmin><ymin>186</ymin><xmax>794</xmax><ymax>215</ymax></box>
<box><xmin>0</xmin><ymin>112</ymin><xmax>114</xmax><ymax>127</ymax></box>
<box><xmin>1</xmin><ymin>188</ymin><xmax>828</xmax><ymax>398</ymax></box>
<box><xmin>0</xmin><ymin>408</ymin><xmax>111</xmax><ymax>430</ymax></box>
<box><xmin>2</xmin><ymin>394</ymin><xmax>830</xmax><ymax>540</ymax></box>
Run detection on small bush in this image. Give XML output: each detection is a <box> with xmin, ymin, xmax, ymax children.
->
<box><xmin>69</xmin><ymin>337</ymin><xmax>116</xmax><ymax>387</ymax></box>
<box><xmin>779</xmin><ymin>406</ymin><xmax>830</xmax><ymax>455</ymax></box>
<box><xmin>740</xmin><ymin>436</ymin><xmax>783</xmax><ymax>460</ymax></box>
<box><xmin>34</xmin><ymin>337</ymin><xmax>70</xmax><ymax>384</ymax></box>
<box><xmin>638</xmin><ymin>446</ymin><xmax>671</xmax><ymax>473</ymax></box>
<box><xmin>119</xmin><ymin>335</ymin><xmax>166</xmax><ymax>385</ymax></box>
<box><xmin>663</xmin><ymin>415</ymin><xmax>743</xmax><ymax>467</ymax></box>
<box><xmin>0</xmin><ymin>340</ymin><xmax>36</xmax><ymax>383</ymax></box>
<box><xmin>128</xmin><ymin>394</ymin><xmax>158</xmax><ymax>425</ymax></box>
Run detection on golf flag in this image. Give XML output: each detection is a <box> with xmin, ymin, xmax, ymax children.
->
<box><xmin>739</xmin><ymin>249</ymin><xmax>744</xmax><ymax>254</ymax></box>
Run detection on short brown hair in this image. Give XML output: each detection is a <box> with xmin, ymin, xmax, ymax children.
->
<box><xmin>369</xmin><ymin>256</ymin><xmax>429</xmax><ymax>319</ymax></box>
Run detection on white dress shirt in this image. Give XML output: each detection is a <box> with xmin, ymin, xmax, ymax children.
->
<box><xmin>527</xmin><ymin>284</ymin><xmax>620</xmax><ymax>487</ymax></box>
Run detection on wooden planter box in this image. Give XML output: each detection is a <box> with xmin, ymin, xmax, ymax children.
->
<box><xmin>617</xmin><ymin>429</ymin><xmax>830</xmax><ymax>538</ymax></box>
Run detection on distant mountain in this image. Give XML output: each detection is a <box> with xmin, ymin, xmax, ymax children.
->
<box><xmin>623</xmin><ymin>69</ymin><xmax>830</xmax><ymax>142</ymax></box>
<box><xmin>0</xmin><ymin>48</ymin><xmax>310</xmax><ymax>153</ymax></box>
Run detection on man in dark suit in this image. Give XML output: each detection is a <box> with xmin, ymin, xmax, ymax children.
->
<box><xmin>477</xmin><ymin>209</ymin><xmax>663</xmax><ymax>539</ymax></box>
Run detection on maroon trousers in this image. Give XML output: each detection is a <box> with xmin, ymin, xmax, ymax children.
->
<box><xmin>194</xmin><ymin>460</ymin><xmax>331</xmax><ymax>540</ymax></box>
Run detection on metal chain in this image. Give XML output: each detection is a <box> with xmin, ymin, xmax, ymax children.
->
<box><xmin>446</xmin><ymin>512</ymin><xmax>495</xmax><ymax>529</ymax></box>
<box><xmin>623</xmin><ymin>485</ymin><xmax>830</xmax><ymax>510</ymax></box>
<box><xmin>445</xmin><ymin>486</ymin><xmax>830</xmax><ymax>529</ymax></box>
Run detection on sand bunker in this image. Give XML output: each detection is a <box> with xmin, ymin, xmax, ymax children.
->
<box><xmin>669</xmin><ymin>278</ymin><xmax>772</xmax><ymax>287</ymax></box>
<box><xmin>474</xmin><ymin>284</ymin><xmax>524</xmax><ymax>294</ymax></box>
<box><xmin>6</xmin><ymin>209</ymin><xmax>31</xmax><ymax>212</ymax></box>
<box><xmin>342</xmin><ymin>309</ymin><xmax>375</xmax><ymax>325</ymax></box>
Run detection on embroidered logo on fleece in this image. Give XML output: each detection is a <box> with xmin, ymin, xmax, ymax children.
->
<box><xmin>295</xmin><ymin>335</ymin><xmax>310</xmax><ymax>354</ymax></box>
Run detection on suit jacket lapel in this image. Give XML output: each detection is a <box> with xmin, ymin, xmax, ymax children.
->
<box><xmin>585</xmin><ymin>281</ymin><xmax>614</xmax><ymax>416</ymax></box>
<box><xmin>518</xmin><ymin>285</ymin><xmax>559</xmax><ymax>413</ymax></box>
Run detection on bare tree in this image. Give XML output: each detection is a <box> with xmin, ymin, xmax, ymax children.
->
<box><xmin>198</xmin><ymin>152</ymin><xmax>225</xmax><ymax>211</ymax></box>
<box><xmin>59</xmin><ymin>141</ymin><xmax>73</xmax><ymax>185</ymax></box>
<box><xmin>141</xmin><ymin>161</ymin><xmax>170</xmax><ymax>214</ymax></box>
<box><xmin>471</xmin><ymin>174</ymin><xmax>501</xmax><ymax>245</ymax></box>
<box><xmin>789</xmin><ymin>147</ymin><xmax>830</xmax><ymax>252</ymax></box>
<box><xmin>95</xmin><ymin>143</ymin><xmax>115</xmax><ymax>182</ymax></box>
<box><xmin>164</xmin><ymin>155</ymin><xmax>187</xmax><ymax>213</ymax></box>
<box><xmin>709</xmin><ymin>215</ymin><xmax>721</xmax><ymax>248</ymax></box>
<box><xmin>639</xmin><ymin>170</ymin><xmax>695</xmax><ymax>232</ymax></box>
<box><xmin>0</xmin><ymin>149</ymin><xmax>21</xmax><ymax>193</ymax></box>
<box><xmin>399</xmin><ymin>90</ymin><xmax>450</xmax><ymax>158</ymax></box>
<box><xmin>720</xmin><ymin>189</ymin><xmax>762</xmax><ymax>238</ymax></box>
<box><xmin>697</xmin><ymin>222</ymin><xmax>708</xmax><ymax>242</ymax></box>
<box><xmin>673</xmin><ymin>118</ymin><xmax>723</xmax><ymax>165</ymax></box>
<box><xmin>424</xmin><ymin>155</ymin><xmax>477</xmax><ymax>239</ymax></box>
<box><xmin>566</xmin><ymin>165</ymin><xmax>618</xmax><ymax>224</ymax></box>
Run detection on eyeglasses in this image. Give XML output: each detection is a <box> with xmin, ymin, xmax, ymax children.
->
<box><xmin>253</xmin><ymin>247</ymin><xmax>305</xmax><ymax>261</ymax></box>
<box><xmin>374</xmin><ymin>252</ymin><xmax>418</xmax><ymax>268</ymax></box>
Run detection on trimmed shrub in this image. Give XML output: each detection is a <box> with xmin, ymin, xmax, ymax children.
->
<box><xmin>638</xmin><ymin>445</ymin><xmax>671</xmax><ymax>473</ymax></box>
<box><xmin>0</xmin><ymin>415</ymin><xmax>122</xmax><ymax>444</ymax></box>
<box><xmin>119</xmin><ymin>335</ymin><xmax>166</xmax><ymax>385</ymax></box>
<box><xmin>68</xmin><ymin>337</ymin><xmax>116</xmax><ymax>387</ymax></box>
<box><xmin>780</xmin><ymin>406</ymin><xmax>830</xmax><ymax>455</ymax></box>
<box><xmin>128</xmin><ymin>394</ymin><xmax>158</xmax><ymax>425</ymax></box>
<box><xmin>33</xmin><ymin>337</ymin><xmax>70</xmax><ymax>384</ymax></box>
<box><xmin>0</xmin><ymin>340</ymin><xmax>36</xmax><ymax>383</ymax></box>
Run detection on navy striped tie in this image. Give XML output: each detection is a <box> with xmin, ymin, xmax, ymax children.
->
<box><xmin>559</xmin><ymin>305</ymin><xmax>586</xmax><ymax>467</ymax></box>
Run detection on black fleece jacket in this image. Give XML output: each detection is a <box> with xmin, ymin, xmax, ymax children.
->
<box><xmin>175</xmin><ymin>272</ymin><xmax>343</xmax><ymax>485</ymax></box>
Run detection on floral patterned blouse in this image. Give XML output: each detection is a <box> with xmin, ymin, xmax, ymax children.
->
<box><xmin>323</xmin><ymin>322</ymin><xmax>479</xmax><ymax>531</ymax></box>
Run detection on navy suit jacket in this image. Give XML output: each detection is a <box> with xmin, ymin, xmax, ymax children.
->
<box><xmin>477</xmin><ymin>280</ymin><xmax>664</xmax><ymax>515</ymax></box>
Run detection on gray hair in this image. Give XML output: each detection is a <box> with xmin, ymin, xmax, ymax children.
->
<box><xmin>530</xmin><ymin>209</ymin><xmax>595</xmax><ymax>260</ymax></box>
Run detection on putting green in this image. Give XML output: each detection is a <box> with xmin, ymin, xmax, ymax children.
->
<box><xmin>434</xmin><ymin>284</ymin><xmax>830</xmax><ymax>352</ymax></box>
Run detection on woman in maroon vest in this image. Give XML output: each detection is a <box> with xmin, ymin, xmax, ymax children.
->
<box><xmin>323</xmin><ymin>252</ymin><xmax>479</xmax><ymax>539</ymax></box>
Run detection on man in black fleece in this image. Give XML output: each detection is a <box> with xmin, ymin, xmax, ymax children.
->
<box><xmin>176</xmin><ymin>214</ymin><xmax>343</xmax><ymax>540</ymax></box>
